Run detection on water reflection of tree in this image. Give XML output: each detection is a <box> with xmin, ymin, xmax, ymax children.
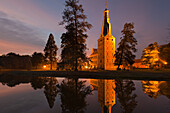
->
<box><xmin>0</xmin><ymin>75</ymin><xmax>32</xmax><ymax>87</ymax></box>
<box><xmin>57</xmin><ymin>78</ymin><xmax>92</xmax><ymax>113</ymax></box>
<box><xmin>44</xmin><ymin>77</ymin><xmax>58</xmax><ymax>108</ymax></box>
<box><xmin>115</xmin><ymin>79</ymin><xmax>137</xmax><ymax>113</ymax></box>
<box><xmin>31</xmin><ymin>77</ymin><xmax>48</xmax><ymax>90</ymax></box>
<box><xmin>141</xmin><ymin>81</ymin><xmax>160</xmax><ymax>99</ymax></box>
<box><xmin>159</xmin><ymin>81</ymin><xmax>170</xmax><ymax>99</ymax></box>
<box><xmin>142</xmin><ymin>81</ymin><xmax>170</xmax><ymax>99</ymax></box>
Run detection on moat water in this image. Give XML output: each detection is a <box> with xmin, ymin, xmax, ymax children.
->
<box><xmin>0</xmin><ymin>75</ymin><xmax>169</xmax><ymax>113</ymax></box>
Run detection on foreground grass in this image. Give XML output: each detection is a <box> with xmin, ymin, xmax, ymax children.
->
<box><xmin>0</xmin><ymin>69</ymin><xmax>170</xmax><ymax>81</ymax></box>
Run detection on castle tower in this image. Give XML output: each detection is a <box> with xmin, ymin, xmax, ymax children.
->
<box><xmin>90</xmin><ymin>79</ymin><xmax>116</xmax><ymax>113</ymax></box>
<box><xmin>97</xmin><ymin>2</ymin><xmax>116</xmax><ymax>70</ymax></box>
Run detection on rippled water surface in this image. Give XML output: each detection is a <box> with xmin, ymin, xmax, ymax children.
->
<box><xmin>0</xmin><ymin>75</ymin><xmax>170</xmax><ymax>113</ymax></box>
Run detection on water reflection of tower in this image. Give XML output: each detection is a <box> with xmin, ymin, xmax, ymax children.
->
<box><xmin>90</xmin><ymin>79</ymin><xmax>116</xmax><ymax>113</ymax></box>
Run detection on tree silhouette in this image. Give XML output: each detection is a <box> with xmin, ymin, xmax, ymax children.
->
<box><xmin>114</xmin><ymin>23</ymin><xmax>137</xmax><ymax>70</ymax></box>
<box><xmin>60</xmin><ymin>0</ymin><xmax>92</xmax><ymax>71</ymax></box>
<box><xmin>31</xmin><ymin>52</ymin><xmax>44</xmax><ymax>69</ymax></box>
<box><xmin>44</xmin><ymin>33</ymin><xmax>58</xmax><ymax>70</ymax></box>
<box><xmin>115</xmin><ymin>79</ymin><xmax>137</xmax><ymax>113</ymax></box>
<box><xmin>57</xmin><ymin>78</ymin><xmax>92</xmax><ymax>113</ymax></box>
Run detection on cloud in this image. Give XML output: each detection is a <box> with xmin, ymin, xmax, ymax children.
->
<box><xmin>0</xmin><ymin>1</ymin><xmax>63</xmax><ymax>33</ymax></box>
<box><xmin>0</xmin><ymin>11</ymin><xmax>46</xmax><ymax>54</ymax></box>
<box><xmin>0</xmin><ymin>11</ymin><xmax>45</xmax><ymax>45</ymax></box>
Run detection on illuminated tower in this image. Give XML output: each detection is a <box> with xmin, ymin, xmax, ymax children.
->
<box><xmin>97</xmin><ymin>1</ymin><xmax>116</xmax><ymax>70</ymax></box>
<box><xmin>90</xmin><ymin>79</ymin><xmax>116</xmax><ymax>113</ymax></box>
<box><xmin>98</xmin><ymin>79</ymin><xmax>116</xmax><ymax>113</ymax></box>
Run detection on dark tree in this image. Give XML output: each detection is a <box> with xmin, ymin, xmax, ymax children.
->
<box><xmin>60</xmin><ymin>0</ymin><xmax>92</xmax><ymax>71</ymax></box>
<box><xmin>31</xmin><ymin>52</ymin><xmax>44</xmax><ymax>69</ymax></box>
<box><xmin>114</xmin><ymin>23</ymin><xmax>137</xmax><ymax>70</ymax></box>
<box><xmin>115</xmin><ymin>80</ymin><xmax>137</xmax><ymax>113</ymax></box>
<box><xmin>44</xmin><ymin>33</ymin><xmax>58</xmax><ymax>70</ymax></box>
<box><xmin>159</xmin><ymin>43</ymin><xmax>170</xmax><ymax>68</ymax></box>
<box><xmin>57</xmin><ymin>78</ymin><xmax>92</xmax><ymax>113</ymax></box>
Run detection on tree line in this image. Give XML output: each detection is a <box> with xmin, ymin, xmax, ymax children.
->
<box><xmin>0</xmin><ymin>52</ymin><xmax>43</xmax><ymax>70</ymax></box>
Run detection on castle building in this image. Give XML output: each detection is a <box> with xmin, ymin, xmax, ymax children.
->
<box><xmin>90</xmin><ymin>48</ymin><xmax>98</xmax><ymax>69</ymax></box>
<box><xmin>90</xmin><ymin>3</ymin><xmax>116</xmax><ymax>70</ymax></box>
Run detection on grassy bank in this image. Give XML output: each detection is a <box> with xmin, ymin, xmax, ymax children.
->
<box><xmin>0</xmin><ymin>69</ymin><xmax>170</xmax><ymax>81</ymax></box>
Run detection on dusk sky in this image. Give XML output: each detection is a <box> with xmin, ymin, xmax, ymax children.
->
<box><xmin>0</xmin><ymin>0</ymin><xmax>170</xmax><ymax>59</ymax></box>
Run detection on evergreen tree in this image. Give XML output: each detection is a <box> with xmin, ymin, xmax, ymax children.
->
<box><xmin>141</xmin><ymin>42</ymin><xmax>160</xmax><ymax>68</ymax></box>
<box><xmin>114</xmin><ymin>23</ymin><xmax>137</xmax><ymax>70</ymax></box>
<box><xmin>44</xmin><ymin>33</ymin><xmax>58</xmax><ymax>70</ymax></box>
<box><xmin>60</xmin><ymin>0</ymin><xmax>92</xmax><ymax>71</ymax></box>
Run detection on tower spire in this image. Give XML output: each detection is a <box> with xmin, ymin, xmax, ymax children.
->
<box><xmin>105</xmin><ymin>0</ymin><xmax>107</xmax><ymax>9</ymax></box>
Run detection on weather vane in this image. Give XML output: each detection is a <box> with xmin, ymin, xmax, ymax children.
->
<box><xmin>105</xmin><ymin>0</ymin><xmax>107</xmax><ymax>9</ymax></box>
